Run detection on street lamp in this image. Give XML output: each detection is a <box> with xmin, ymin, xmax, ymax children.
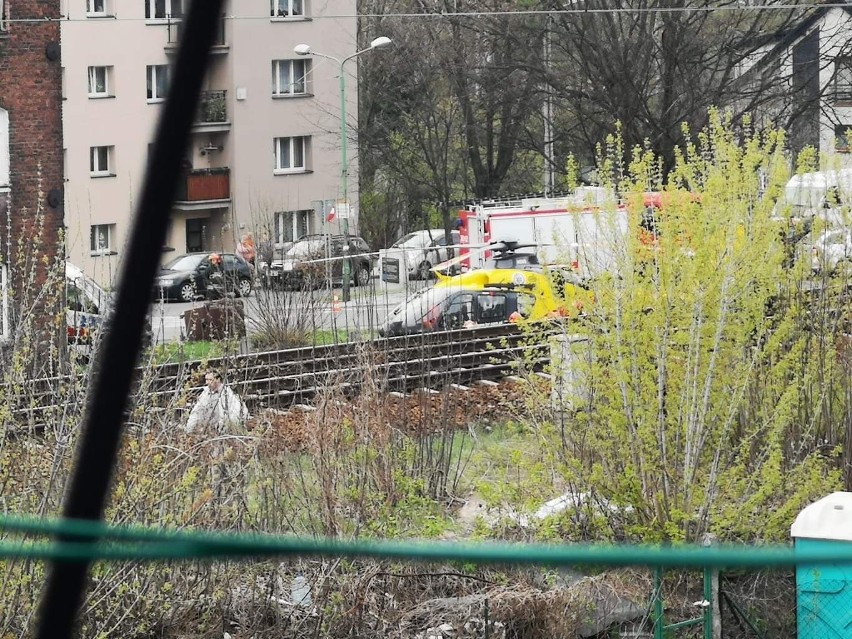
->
<box><xmin>295</xmin><ymin>35</ymin><xmax>392</xmax><ymax>302</ymax></box>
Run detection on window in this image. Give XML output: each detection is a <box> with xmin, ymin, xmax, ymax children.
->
<box><xmin>835</xmin><ymin>57</ymin><xmax>852</xmax><ymax>103</ymax></box>
<box><xmin>89</xmin><ymin>146</ymin><xmax>113</xmax><ymax>176</ymax></box>
<box><xmin>87</xmin><ymin>66</ymin><xmax>112</xmax><ymax>97</ymax></box>
<box><xmin>90</xmin><ymin>224</ymin><xmax>115</xmax><ymax>255</ymax></box>
<box><xmin>271</xmin><ymin>0</ymin><xmax>303</xmax><ymax>17</ymax></box>
<box><xmin>87</xmin><ymin>0</ymin><xmax>107</xmax><ymax>15</ymax></box>
<box><xmin>275</xmin><ymin>210</ymin><xmax>310</xmax><ymax>243</ymax></box>
<box><xmin>145</xmin><ymin>0</ymin><xmax>182</xmax><ymax>20</ymax></box>
<box><xmin>272</xmin><ymin>59</ymin><xmax>309</xmax><ymax>96</ymax></box>
<box><xmin>836</xmin><ymin>124</ymin><xmax>852</xmax><ymax>153</ymax></box>
<box><xmin>443</xmin><ymin>294</ymin><xmax>475</xmax><ymax>329</ymax></box>
<box><xmin>477</xmin><ymin>293</ymin><xmax>508</xmax><ymax>324</ymax></box>
<box><xmin>146</xmin><ymin>64</ymin><xmax>170</xmax><ymax>101</ymax></box>
<box><xmin>273</xmin><ymin>136</ymin><xmax>307</xmax><ymax>173</ymax></box>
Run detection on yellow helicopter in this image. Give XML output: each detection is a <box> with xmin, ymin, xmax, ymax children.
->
<box><xmin>379</xmin><ymin>240</ymin><xmax>593</xmax><ymax>337</ymax></box>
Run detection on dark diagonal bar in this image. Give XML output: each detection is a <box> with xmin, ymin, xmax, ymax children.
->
<box><xmin>34</xmin><ymin>1</ymin><xmax>225</xmax><ymax>636</ymax></box>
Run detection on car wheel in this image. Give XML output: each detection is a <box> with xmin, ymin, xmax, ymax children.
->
<box><xmin>354</xmin><ymin>263</ymin><xmax>371</xmax><ymax>287</ymax></box>
<box><xmin>179</xmin><ymin>281</ymin><xmax>196</xmax><ymax>303</ymax></box>
<box><xmin>416</xmin><ymin>261</ymin><xmax>432</xmax><ymax>281</ymax></box>
<box><xmin>238</xmin><ymin>277</ymin><xmax>253</xmax><ymax>298</ymax></box>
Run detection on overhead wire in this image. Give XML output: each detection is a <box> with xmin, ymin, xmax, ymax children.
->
<box><xmin>0</xmin><ymin>2</ymin><xmax>838</xmax><ymax>24</ymax></box>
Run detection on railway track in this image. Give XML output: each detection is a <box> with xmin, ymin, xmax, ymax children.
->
<box><xmin>3</xmin><ymin>324</ymin><xmax>550</xmax><ymax>426</ymax></box>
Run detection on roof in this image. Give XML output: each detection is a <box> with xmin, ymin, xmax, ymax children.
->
<box><xmin>791</xmin><ymin>492</ymin><xmax>852</xmax><ymax>541</ymax></box>
<box><xmin>742</xmin><ymin>4</ymin><xmax>852</xmax><ymax>78</ymax></box>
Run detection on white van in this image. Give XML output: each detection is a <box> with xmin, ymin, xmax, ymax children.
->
<box><xmin>65</xmin><ymin>261</ymin><xmax>110</xmax><ymax>345</ymax></box>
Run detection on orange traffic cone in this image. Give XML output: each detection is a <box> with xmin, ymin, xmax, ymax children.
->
<box><xmin>331</xmin><ymin>294</ymin><xmax>342</xmax><ymax>314</ymax></box>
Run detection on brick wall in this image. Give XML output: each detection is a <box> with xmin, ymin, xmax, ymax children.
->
<box><xmin>0</xmin><ymin>0</ymin><xmax>64</xmax><ymax>333</ymax></box>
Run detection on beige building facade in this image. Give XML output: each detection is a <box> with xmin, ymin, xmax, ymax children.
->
<box><xmin>61</xmin><ymin>0</ymin><xmax>358</xmax><ymax>286</ymax></box>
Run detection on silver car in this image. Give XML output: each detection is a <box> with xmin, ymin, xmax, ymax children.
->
<box><xmin>811</xmin><ymin>228</ymin><xmax>852</xmax><ymax>273</ymax></box>
<box><xmin>378</xmin><ymin>229</ymin><xmax>461</xmax><ymax>281</ymax></box>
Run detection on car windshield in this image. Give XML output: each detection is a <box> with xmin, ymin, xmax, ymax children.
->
<box><xmin>163</xmin><ymin>254</ymin><xmax>206</xmax><ymax>270</ymax></box>
<box><xmin>286</xmin><ymin>239</ymin><xmax>326</xmax><ymax>259</ymax></box>
<box><xmin>392</xmin><ymin>233</ymin><xmax>427</xmax><ymax>249</ymax></box>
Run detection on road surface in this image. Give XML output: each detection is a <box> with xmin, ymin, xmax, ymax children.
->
<box><xmin>147</xmin><ymin>276</ymin><xmax>432</xmax><ymax>344</ymax></box>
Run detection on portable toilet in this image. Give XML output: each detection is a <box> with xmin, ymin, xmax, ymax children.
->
<box><xmin>791</xmin><ymin>492</ymin><xmax>852</xmax><ymax>638</ymax></box>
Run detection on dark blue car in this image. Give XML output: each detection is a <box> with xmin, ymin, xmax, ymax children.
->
<box><xmin>154</xmin><ymin>252</ymin><xmax>253</xmax><ymax>302</ymax></box>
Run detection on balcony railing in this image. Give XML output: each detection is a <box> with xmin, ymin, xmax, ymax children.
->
<box><xmin>175</xmin><ymin>168</ymin><xmax>230</xmax><ymax>202</ymax></box>
<box><xmin>167</xmin><ymin>15</ymin><xmax>226</xmax><ymax>47</ymax></box>
<box><xmin>835</xmin><ymin>84</ymin><xmax>852</xmax><ymax>104</ymax></box>
<box><xmin>195</xmin><ymin>90</ymin><xmax>227</xmax><ymax>124</ymax></box>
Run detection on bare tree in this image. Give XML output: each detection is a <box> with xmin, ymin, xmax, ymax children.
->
<box><xmin>540</xmin><ymin>0</ymin><xmax>815</xmax><ymax>170</ymax></box>
<box><xmin>359</xmin><ymin>0</ymin><xmax>546</xmax><ymax>242</ymax></box>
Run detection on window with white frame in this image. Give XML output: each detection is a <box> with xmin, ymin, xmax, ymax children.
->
<box><xmin>270</xmin><ymin>0</ymin><xmax>304</xmax><ymax>18</ymax></box>
<box><xmin>273</xmin><ymin>136</ymin><xmax>307</xmax><ymax>173</ymax></box>
<box><xmin>89</xmin><ymin>146</ymin><xmax>113</xmax><ymax>176</ymax></box>
<box><xmin>146</xmin><ymin>64</ymin><xmax>170</xmax><ymax>101</ymax></box>
<box><xmin>272</xmin><ymin>59</ymin><xmax>309</xmax><ymax>96</ymax></box>
<box><xmin>145</xmin><ymin>0</ymin><xmax>182</xmax><ymax>20</ymax></box>
<box><xmin>87</xmin><ymin>0</ymin><xmax>107</xmax><ymax>15</ymax></box>
<box><xmin>275</xmin><ymin>210</ymin><xmax>311</xmax><ymax>243</ymax></box>
<box><xmin>90</xmin><ymin>224</ymin><xmax>116</xmax><ymax>255</ymax></box>
<box><xmin>0</xmin><ymin>262</ymin><xmax>7</xmax><ymax>341</ymax></box>
<box><xmin>87</xmin><ymin>66</ymin><xmax>112</xmax><ymax>97</ymax></box>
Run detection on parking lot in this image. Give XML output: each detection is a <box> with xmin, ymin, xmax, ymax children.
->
<box><xmin>147</xmin><ymin>275</ymin><xmax>431</xmax><ymax>344</ymax></box>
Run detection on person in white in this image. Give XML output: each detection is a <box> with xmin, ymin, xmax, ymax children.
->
<box><xmin>185</xmin><ymin>369</ymin><xmax>249</xmax><ymax>433</ymax></box>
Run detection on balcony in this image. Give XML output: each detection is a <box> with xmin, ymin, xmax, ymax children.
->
<box><xmin>834</xmin><ymin>83</ymin><xmax>852</xmax><ymax>105</ymax></box>
<box><xmin>165</xmin><ymin>16</ymin><xmax>228</xmax><ymax>53</ymax></box>
<box><xmin>192</xmin><ymin>90</ymin><xmax>230</xmax><ymax>133</ymax></box>
<box><xmin>173</xmin><ymin>168</ymin><xmax>230</xmax><ymax>211</ymax></box>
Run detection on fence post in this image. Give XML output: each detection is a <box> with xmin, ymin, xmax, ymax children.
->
<box><xmin>484</xmin><ymin>596</ymin><xmax>489</xmax><ymax>639</ymax></box>
<box><xmin>654</xmin><ymin>566</ymin><xmax>664</xmax><ymax>639</ymax></box>
<box><xmin>702</xmin><ymin>532</ymin><xmax>721</xmax><ymax>639</ymax></box>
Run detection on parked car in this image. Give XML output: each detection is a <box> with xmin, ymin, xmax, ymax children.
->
<box><xmin>811</xmin><ymin>227</ymin><xmax>852</xmax><ymax>273</ymax></box>
<box><xmin>66</xmin><ymin>261</ymin><xmax>152</xmax><ymax>352</ymax></box>
<box><xmin>265</xmin><ymin>234</ymin><xmax>374</xmax><ymax>290</ymax></box>
<box><xmin>154</xmin><ymin>252</ymin><xmax>253</xmax><ymax>302</ymax></box>
<box><xmin>66</xmin><ymin>261</ymin><xmax>110</xmax><ymax>345</ymax></box>
<box><xmin>379</xmin><ymin>229</ymin><xmax>461</xmax><ymax>281</ymax></box>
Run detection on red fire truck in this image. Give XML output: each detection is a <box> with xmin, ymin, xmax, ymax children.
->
<box><xmin>455</xmin><ymin>188</ymin><xmax>636</xmax><ymax>278</ymax></box>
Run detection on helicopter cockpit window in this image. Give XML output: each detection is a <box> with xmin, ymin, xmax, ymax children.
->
<box><xmin>442</xmin><ymin>293</ymin><xmax>475</xmax><ymax>329</ymax></box>
<box><xmin>477</xmin><ymin>293</ymin><xmax>507</xmax><ymax>324</ymax></box>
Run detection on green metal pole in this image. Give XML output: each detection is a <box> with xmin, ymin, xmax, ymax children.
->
<box><xmin>703</xmin><ymin>564</ymin><xmax>713</xmax><ymax>639</ymax></box>
<box><xmin>339</xmin><ymin>64</ymin><xmax>351</xmax><ymax>302</ymax></box>
<box><xmin>654</xmin><ymin>566</ymin><xmax>664</xmax><ymax>639</ymax></box>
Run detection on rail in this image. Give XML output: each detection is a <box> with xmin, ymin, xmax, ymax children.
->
<box><xmin>2</xmin><ymin>324</ymin><xmax>547</xmax><ymax>425</ymax></box>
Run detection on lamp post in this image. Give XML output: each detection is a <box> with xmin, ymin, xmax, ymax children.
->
<box><xmin>295</xmin><ymin>35</ymin><xmax>391</xmax><ymax>302</ymax></box>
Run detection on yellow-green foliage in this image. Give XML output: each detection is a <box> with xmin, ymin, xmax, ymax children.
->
<box><xmin>546</xmin><ymin>111</ymin><xmax>843</xmax><ymax>541</ymax></box>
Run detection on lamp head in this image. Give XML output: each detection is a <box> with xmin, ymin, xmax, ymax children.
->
<box><xmin>294</xmin><ymin>43</ymin><xmax>311</xmax><ymax>55</ymax></box>
<box><xmin>369</xmin><ymin>36</ymin><xmax>392</xmax><ymax>50</ymax></box>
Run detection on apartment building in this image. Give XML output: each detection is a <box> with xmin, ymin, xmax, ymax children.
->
<box><xmin>0</xmin><ymin>0</ymin><xmax>65</xmax><ymax>339</ymax></box>
<box><xmin>736</xmin><ymin>6</ymin><xmax>852</xmax><ymax>165</ymax></box>
<box><xmin>61</xmin><ymin>0</ymin><xmax>357</xmax><ymax>286</ymax></box>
